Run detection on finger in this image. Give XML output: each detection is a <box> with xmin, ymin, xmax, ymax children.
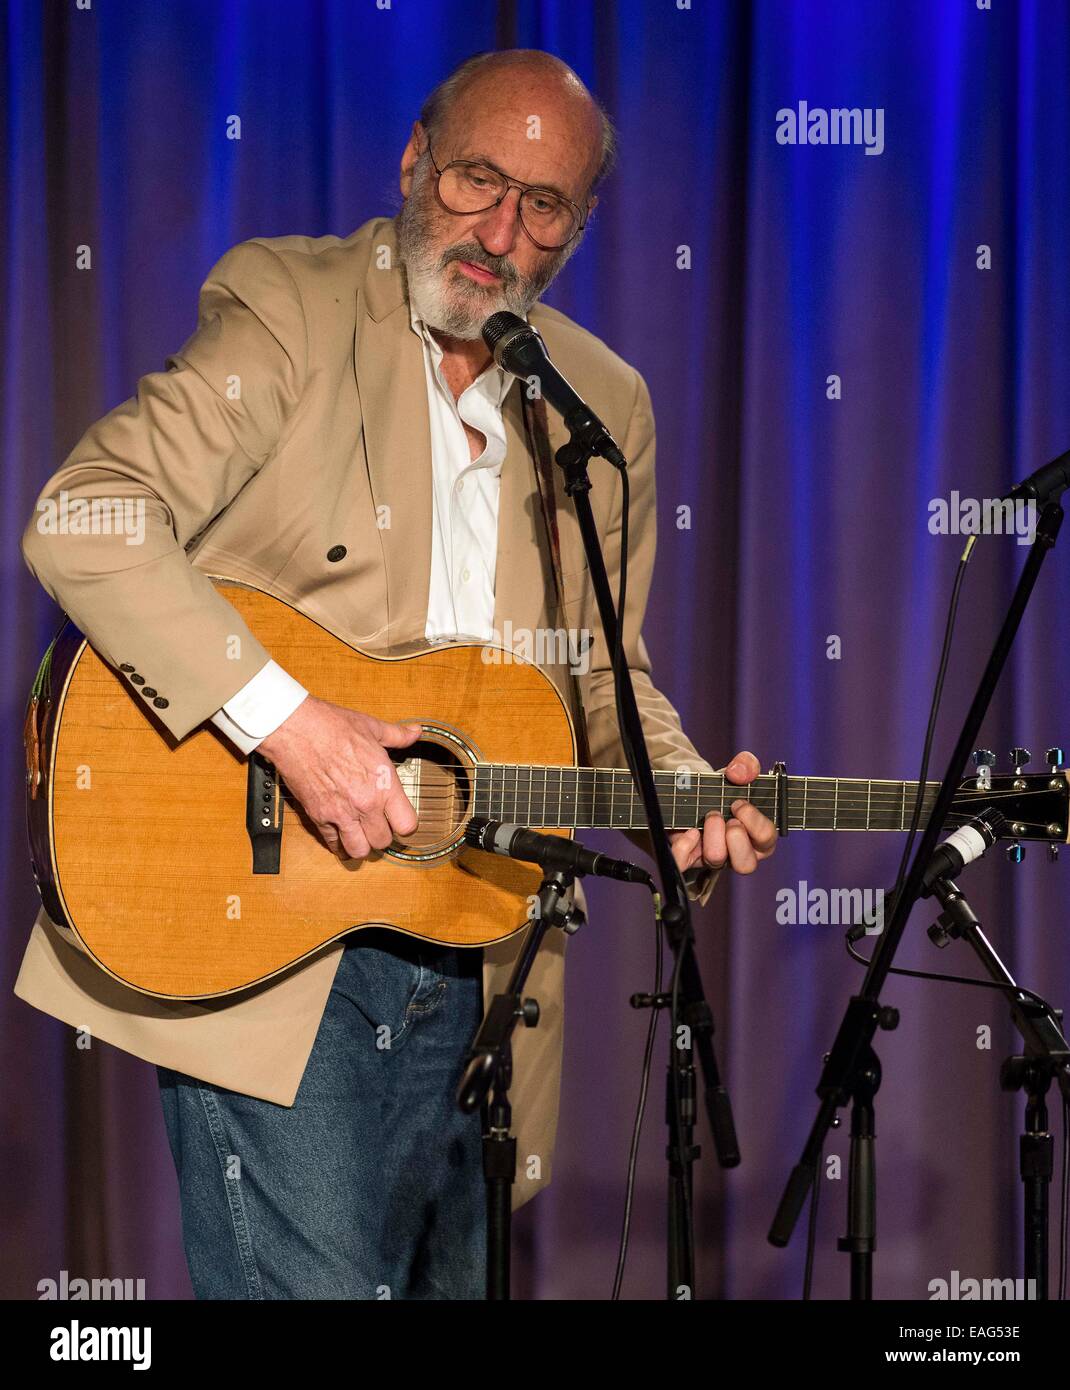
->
<box><xmin>724</xmin><ymin>751</ymin><xmax>761</xmax><ymax>784</ymax></box>
<box><xmin>384</xmin><ymin>780</ymin><xmax>418</xmax><ymax>837</ymax></box>
<box><xmin>361</xmin><ymin>809</ymin><xmax>394</xmax><ymax>852</ymax></box>
<box><xmin>671</xmin><ymin>828</ymin><xmax>701</xmax><ymax>873</ymax></box>
<box><xmin>318</xmin><ymin>823</ymin><xmax>342</xmax><ymax>855</ymax></box>
<box><xmin>701</xmin><ymin>812</ymin><xmax>728</xmax><ymax>869</ymax></box>
<box><xmin>725</xmin><ymin>817</ymin><xmax>759</xmax><ymax>874</ymax></box>
<box><xmin>375</xmin><ymin>720</ymin><xmax>424</xmax><ymax>749</ymax></box>
<box><xmin>731</xmin><ymin>800</ymin><xmax>778</xmax><ymax>855</ymax></box>
<box><xmin>337</xmin><ymin>822</ymin><xmax>371</xmax><ymax>861</ymax></box>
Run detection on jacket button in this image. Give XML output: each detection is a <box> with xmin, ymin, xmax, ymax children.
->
<box><xmin>326</xmin><ymin>545</ymin><xmax>347</xmax><ymax>563</ymax></box>
<box><xmin>141</xmin><ymin>687</ymin><xmax>157</xmax><ymax>698</ymax></box>
<box><xmin>119</xmin><ymin>663</ymin><xmax>134</xmax><ymax>672</ymax></box>
<box><xmin>130</xmin><ymin>673</ymin><xmax>144</xmax><ymax>685</ymax></box>
<box><xmin>153</xmin><ymin>697</ymin><xmax>169</xmax><ymax>709</ymax></box>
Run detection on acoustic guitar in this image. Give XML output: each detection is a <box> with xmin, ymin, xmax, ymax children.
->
<box><xmin>24</xmin><ymin>578</ymin><xmax>1069</xmax><ymax>999</ymax></box>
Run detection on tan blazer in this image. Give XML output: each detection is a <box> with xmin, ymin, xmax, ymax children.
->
<box><xmin>15</xmin><ymin>216</ymin><xmax>715</xmax><ymax>1207</ymax></box>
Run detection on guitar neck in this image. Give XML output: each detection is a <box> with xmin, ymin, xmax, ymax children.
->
<box><xmin>471</xmin><ymin>766</ymin><xmax>944</xmax><ymax>832</ymax></box>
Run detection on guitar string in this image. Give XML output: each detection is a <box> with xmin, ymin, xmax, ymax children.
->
<box><xmin>403</xmin><ymin>784</ymin><xmax>1054</xmax><ymax>810</ymax></box>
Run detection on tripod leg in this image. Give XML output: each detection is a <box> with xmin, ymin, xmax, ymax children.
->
<box><xmin>1021</xmin><ymin>1093</ymin><xmax>1052</xmax><ymax>1301</ymax></box>
<box><xmin>837</xmin><ymin>1048</ymin><xmax>880</xmax><ymax>1300</ymax></box>
<box><xmin>483</xmin><ymin>1049</ymin><xmax>517</xmax><ymax>1301</ymax></box>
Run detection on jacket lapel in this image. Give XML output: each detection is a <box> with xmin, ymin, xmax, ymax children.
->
<box><xmin>354</xmin><ymin>219</ymin><xmax>433</xmax><ymax>646</ymax></box>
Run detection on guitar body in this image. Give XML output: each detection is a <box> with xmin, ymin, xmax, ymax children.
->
<box><xmin>30</xmin><ymin>580</ymin><xmax>576</xmax><ymax>999</ymax></box>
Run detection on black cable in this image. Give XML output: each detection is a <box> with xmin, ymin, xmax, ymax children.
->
<box><xmin>887</xmin><ymin>537</ymin><xmax>976</xmax><ymax>924</ymax></box>
<box><xmin>1060</xmin><ymin>1099</ymin><xmax>1069</xmax><ymax>1300</ymax></box>
<box><xmin>611</xmin><ymin>888</ymin><xmax>663</xmax><ymax>1300</ymax></box>
<box><xmin>667</xmin><ymin>896</ymin><xmax>693</xmax><ymax>1291</ymax></box>
<box><xmin>845</xmin><ymin>936</ymin><xmax>1063</xmax><ymax>1015</ymax></box>
<box><xmin>608</xmin><ymin>459</ymin><xmax>694</xmax><ymax>1293</ymax></box>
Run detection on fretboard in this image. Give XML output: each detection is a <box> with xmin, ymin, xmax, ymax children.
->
<box><xmin>470</xmin><ymin>765</ymin><xmax>955</xmax><ymax>832</ymax></box>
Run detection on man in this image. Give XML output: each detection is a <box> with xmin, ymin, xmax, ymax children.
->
<box><xmin>17</xmin><ymin>49</ymin><xmax>776</xmax><ymax>1299</ymax></box>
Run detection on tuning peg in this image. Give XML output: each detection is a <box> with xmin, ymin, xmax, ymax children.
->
<box><xmin>1049</xmin><ymin>844</ymin><xmax>1060</xmax><ymax>863</ymax></box>
<box><xmin>1010</xmin><ymin>747</ymin><xmax>1031</xmax><ymax>772</ymax></box>
<box><xmin>1006</xmin><ymin>842</ymin><xmax>1025</xmax><ymax>864</ymax></box>
<box><xmin>972</xmin><ymin>749</ymin><xmax>996</xmax><ymax>768</ymax></box>
<box><xmin>1046</xmin><ymin>747</ymin><xmax>1064</xmax><ymax>772</ymax></box>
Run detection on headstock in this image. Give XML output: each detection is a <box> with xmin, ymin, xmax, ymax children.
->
<box><xmin>954</xmin><ymin>747</ymin><xmax>1069</xmax><ymax>862</ymax></box>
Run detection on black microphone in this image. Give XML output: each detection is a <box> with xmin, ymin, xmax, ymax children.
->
<box><xmin>465</xmin><ymin>817</ymin><xmax>653</xmax><ymax>885</ymax></box>
<box><xmin>920</xmin><ymin>808</ymin><xmax>1006</xmax><ymax>895</ymax></box>
<box><xmin>482</xmin><ymin>311</ymin><xmax>627</xmax><ymax>468</ymax></box>
<box><xmin>1004</xmin><ymin>446</ymin><xmax>1070</xmax><ymax>504</ymax></box>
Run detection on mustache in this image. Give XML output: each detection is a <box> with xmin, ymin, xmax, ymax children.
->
<box><xmin>438</xmin><ymin>242</ymin><xmax>520</xmax><ymax>286</ymax></box>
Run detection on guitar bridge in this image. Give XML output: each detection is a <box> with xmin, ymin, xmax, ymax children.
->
<box><xmin>246</xmin><ymin>753</ymin><xmax>284</xmax><ymax>873</ymax></box>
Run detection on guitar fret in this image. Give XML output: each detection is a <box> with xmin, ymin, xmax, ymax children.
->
<box><xmin>582</xmin><ymin>769</ymin><xmax>589</xmax><ymax>827</ymax></box>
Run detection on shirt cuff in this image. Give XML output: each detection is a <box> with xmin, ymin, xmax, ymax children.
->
<box><xmin>210</xmin><ymin>660</ymin><xmax>309</xmax><ymax>755</ymax></box>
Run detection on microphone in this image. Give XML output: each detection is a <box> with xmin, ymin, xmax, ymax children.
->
<box><xmin>465</xmin><ymin>817</ymin><xmax>653</xmax><ymax>885</ymax></box>
<box><xmin>920</xmin><ymin>808</ymin><xmax>1006</xmax><ymax>895</ymax></box>
<box><xmin>482</xmin><ymin>311</ymin><xmax>627</xmax><ymax>468</ymax></box>
<box><xmin>1004</xmin><ymin>447</ymin><xmax>1070</xmax><ymax>504</ymax></box>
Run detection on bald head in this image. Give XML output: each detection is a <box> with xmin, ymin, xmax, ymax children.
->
<box><xmin>419</xmin><ymin>49</ymin><xmax>614</xmax><ymax>195</ymax></box>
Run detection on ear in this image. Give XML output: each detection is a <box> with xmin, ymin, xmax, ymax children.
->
<box><xmin>399</xmin><ymin>121</ymin><xmax>424</xmax><ymax>198</ymax></box>
<box><xmin>585</xmin><ymin>193</ymin><xmax>599</xmax><ymax>219</ymax></box>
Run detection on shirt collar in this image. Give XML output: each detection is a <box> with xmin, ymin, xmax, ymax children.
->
<box><xmin>408</xmin><ymin>297</ymin><xmax>524</xmax><ymax>409</ymax></box>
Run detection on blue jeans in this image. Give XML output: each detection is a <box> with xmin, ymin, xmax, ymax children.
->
<box><xmin>158</xmin><ymin>930</ymin><xmax>487</xmax><ymax>1299</ymax></box>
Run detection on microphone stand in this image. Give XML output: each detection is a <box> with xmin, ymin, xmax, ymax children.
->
<box><xmin>926</xmin><ymin>876</ymin><xmax>1070</xmax><ymax>1298</ymax></box>
<box><xmin>768</xmin><ymin>496</ymin><xmax>1066</xmax><ymax>1294</ymax></box>
<box><xmin>554</xmin><ymin>430</ymin><xmax>739</xmax><ymax>1301</ymax></box>
<box><xmin>456</xmin><ymin>864</ymin><xmax>582</xmax><ymax>1301</ymax></box>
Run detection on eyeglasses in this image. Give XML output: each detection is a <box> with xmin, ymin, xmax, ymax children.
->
<box><xmin>424</xmin><ymin>139</ymin><xmax>588</xmax><ymax>251</ymax></box>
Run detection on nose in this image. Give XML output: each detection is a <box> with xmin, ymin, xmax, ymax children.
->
<box><xmin>469</xmin><ymin>186</ymin><xmax>524</xmax><ymax>257</ymax></box>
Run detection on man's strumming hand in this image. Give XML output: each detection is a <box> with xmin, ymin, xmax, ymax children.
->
<box><xmin>257</xmin><ymin>696</ymin><xmax>420</xmax><ymax>861</ymax></box>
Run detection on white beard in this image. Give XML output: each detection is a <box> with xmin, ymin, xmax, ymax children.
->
<box><xmin>403</xmin><ymin>258</ymin><xmax>515</xmax><ymax>341</ymax></box>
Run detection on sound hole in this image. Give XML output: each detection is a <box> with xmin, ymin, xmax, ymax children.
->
<box><xmin>390</xmin><ymin>737</ymin><xmax>471</xmax><ymax>859</ymax></box>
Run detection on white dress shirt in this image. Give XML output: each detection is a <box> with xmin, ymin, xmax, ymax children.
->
<box><xmin>210</xmin><ymin>301</ymin><xmax>515</xmax><ymax>754</ymax></box>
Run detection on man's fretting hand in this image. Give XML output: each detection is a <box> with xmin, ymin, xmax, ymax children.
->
<box><xmin>668</xmin><ymin>750</ymin><xmax>777</xmax><ymax>876</ymax></box>
<box><xmin>257</xmin><ymin>696</ymin><xmax>421</xmax><ymax>860</ymax></box>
